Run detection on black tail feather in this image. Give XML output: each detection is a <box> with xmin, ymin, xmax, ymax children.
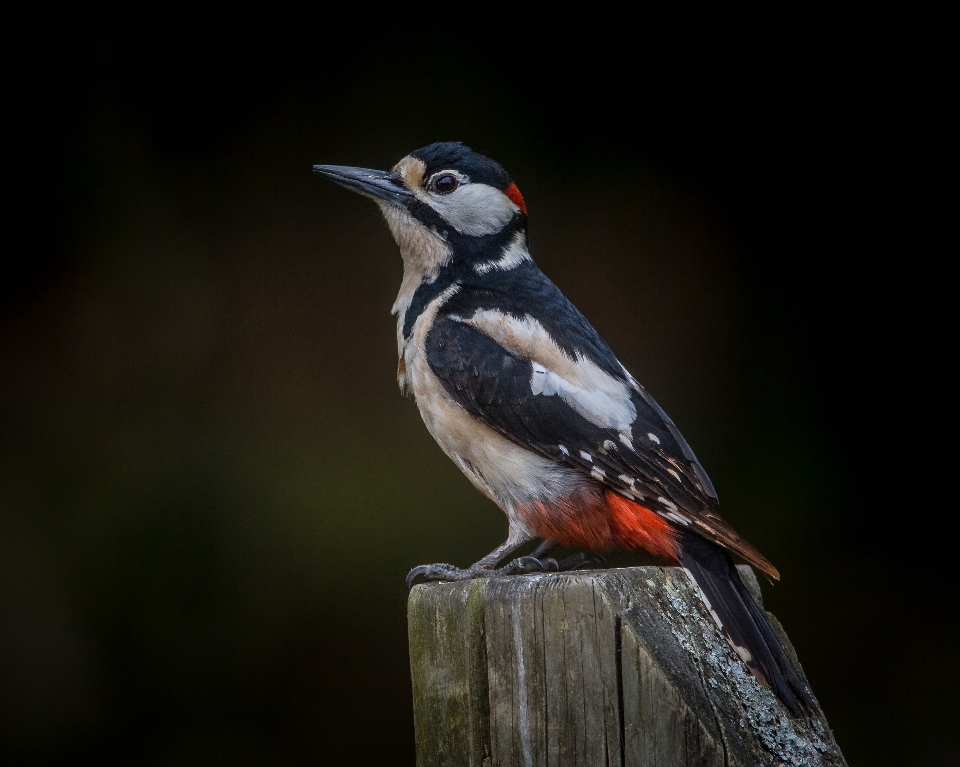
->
<box><xmin>677</xmin><ymin>533</ymin><xmax>820</xmax><ymax>716</ymax></box>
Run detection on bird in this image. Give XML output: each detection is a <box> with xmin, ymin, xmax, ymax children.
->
<box><xmin>313</xmin><ymin>141</ymin><xmax>818</xmax><ymax>715</ymax></box>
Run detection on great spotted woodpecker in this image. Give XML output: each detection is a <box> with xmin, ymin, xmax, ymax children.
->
<box><xmin>314</xmin><ymin>142</ymin><xmax>818</xmax><ymax>715</ymax></box>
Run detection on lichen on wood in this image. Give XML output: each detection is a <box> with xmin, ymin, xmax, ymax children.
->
<box><xmin>408</xmin><ymin>567</ymin><xmax>846</xmax><ymax>767</ymax></box>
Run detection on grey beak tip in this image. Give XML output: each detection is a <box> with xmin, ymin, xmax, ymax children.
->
<box><xmin>311</xmin><ymin>163</ymin><xmax>412</xmax><ymax>205</ymax></box>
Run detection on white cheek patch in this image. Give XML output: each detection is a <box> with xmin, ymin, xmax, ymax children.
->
<box><xmin>424</xmin><ymin>183</ymin><xmax>519</xmax><ymax>236</ymax></box>
<box><xmin>474</xmin><ymin>231</ymin><xmax>532</xmax><ymax>274</ymax></box>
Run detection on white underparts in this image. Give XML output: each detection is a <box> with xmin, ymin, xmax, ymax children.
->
<box><xmin>399</xmin><ymin>288</ymin><xmax>581</xmax><ymax>525</ymax></box>
<box><xmin>380</xmin><ymin>202</ymin><xmax>453</xmax><ymax>357</ymax></box>
<box><xmin>377</xmin><ymin>173</ymin><xmax>580</xmax><ymax>522</ymax></box>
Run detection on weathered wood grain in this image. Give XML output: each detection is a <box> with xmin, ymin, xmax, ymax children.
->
<box><xmin>408</xmin><ymin>566</ymin><xmax>846</xmax><ymax>767</ymax></box>
<box><xmin>409</xmin><ymin>580</ymin><xmax>491</xmax><ymax>767</ymax></box>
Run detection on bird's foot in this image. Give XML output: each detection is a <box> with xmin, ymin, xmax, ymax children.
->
<box><xmin>406</xmin><ymin>559</ymin><xmax>547</xmax><ymax>588</ymax></box>
<box><xmin>554</xmin><ymin>551</ymin><xmax>606</xmax><ymax>571</ymax></box>
<box><xmin>406</xmin><ymin>563</ymin><xmax>475</xmax><ymax>588</ymax></box>
<box><xmin>406</xmin><ymin>552</ymin><xmax>605</xmax><ymax>588</ymax></box>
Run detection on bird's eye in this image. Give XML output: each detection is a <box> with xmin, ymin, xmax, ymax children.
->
<box><xmin>432</xmin><ymin>173</ymin><xmax>460</xmax><ymax>194</ymax></box>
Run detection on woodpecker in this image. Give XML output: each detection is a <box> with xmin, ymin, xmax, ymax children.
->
<box><xmin>314</xmin><ymin>142</ymin><xmax>818</xmax><ymax>715</ymax></box>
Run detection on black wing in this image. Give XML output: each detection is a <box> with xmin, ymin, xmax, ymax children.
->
<box><xmin>426</xmin><ymin>316</ymin><xmax>778</xmax><ymax>577</ymax></box>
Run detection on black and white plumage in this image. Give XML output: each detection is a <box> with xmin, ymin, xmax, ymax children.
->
<box><xmin>314</xmin><ymin>142</ymin><xmax>818</xmax><ymax>715</ymax></box>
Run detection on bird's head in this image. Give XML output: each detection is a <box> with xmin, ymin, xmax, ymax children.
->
<box><xmin>314</xmin><ymin>142</ymin><xmax>527</xmax><ymax>245</ymax></box>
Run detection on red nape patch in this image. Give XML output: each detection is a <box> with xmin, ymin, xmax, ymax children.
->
<box><xmin>504</xmin><ymin>182</ymin><xmax>527</xmax><ymax>215</ymax></box>
<box><xmin>606</xmin><ymin>491</ymin><xmax>681</xmax><ymax>563</ymax></box>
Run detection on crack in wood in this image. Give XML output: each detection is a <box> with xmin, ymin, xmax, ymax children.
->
<box><xmin>409</xmin><ymin>567</ymin><xmax>846</xmax><ymax>767</ymax></box>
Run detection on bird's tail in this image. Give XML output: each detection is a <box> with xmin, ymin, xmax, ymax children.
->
<box><xmin>677</xmin><ymin>532</ymin><xmax>820</xmax><ymax>716</ymax></box>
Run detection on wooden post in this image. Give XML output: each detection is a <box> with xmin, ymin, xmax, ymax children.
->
<box><xmin>408</xmin><ymin>566</ymin><xmax>846</xmax><ymax>767</ymax></box>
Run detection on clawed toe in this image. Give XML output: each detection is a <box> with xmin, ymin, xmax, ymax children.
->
<box><xmin>556</xmin><ymin>552</ymin><xmax>605</xmax><ymax>570</ymax></box>
<box><xmin>497</xmin><ymin>556</ymin><xmax>548</xmax><ymax>575</ymax></box>
<box><xmin>495</xmin><ymin>553</ymin><xmax>597</xmax><ymax>575</ymax></box>
<box><xmin>406</xmin><ymin>551</ymin><xmax>606</xmax><ymax>588</ymax></box>
<box><xmin>406</xmin><ymin>563</ymin><xmax>471</xmax><ymax>588</ymax></box>
<box><xmin>406</xmin><ymin>558</ymin><xmax>549</xmax><ymax>587</ymax></box>
<box><xmin>499</xmin><ymin>551</ymin><xmax>604</xmax><ymax>575</ymax></box>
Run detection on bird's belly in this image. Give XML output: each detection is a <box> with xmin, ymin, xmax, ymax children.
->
<box><xmin>405</xmin><ymin>345</ymin><xmax>579</xmax><ymax>520</ymax></box>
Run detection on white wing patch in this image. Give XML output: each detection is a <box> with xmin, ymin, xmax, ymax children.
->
<box><xmin>474</xmin><ymin>231</ymin><xmax>532</xmax><ymax>274</ymax></box>
<box><xmin>531</xmin><ymin>361</ymin><xmax>636</xmax><ymax>433</ymax></box>
<box><xmin>460</xmin><ymin>308</ymin><xmax>637</xmax><ymax>438</ymax></box>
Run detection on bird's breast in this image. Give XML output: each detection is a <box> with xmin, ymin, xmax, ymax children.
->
<box><xmin>399</xmin><ymin>287</ymin><xmax>581</xmax><ymax>519</ymax></box>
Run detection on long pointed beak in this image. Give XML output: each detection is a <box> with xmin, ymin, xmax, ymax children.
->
<box><xmin>313</xmin><ymin>164</ymin><xmax>414</xmax><ymax>206</ymax></box>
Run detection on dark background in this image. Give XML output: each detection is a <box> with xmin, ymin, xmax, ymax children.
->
<box><xmin>1</xmin><ymin>12</ymin><xmax>950</xmax><ymax>766</ymax></box>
